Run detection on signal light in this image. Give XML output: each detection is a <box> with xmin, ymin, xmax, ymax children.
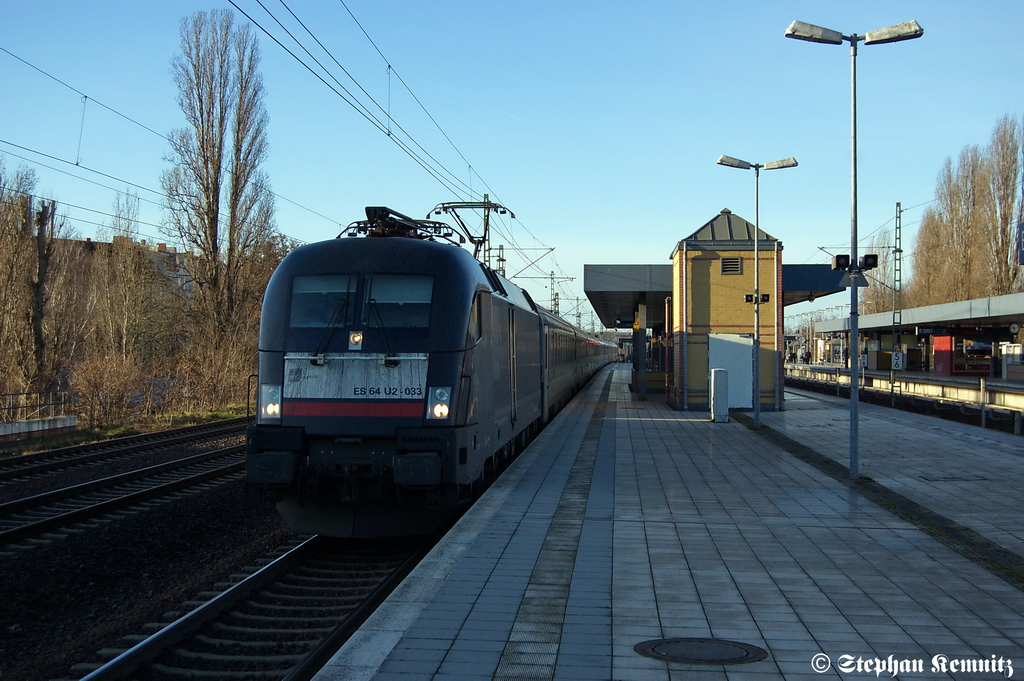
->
<box><xmin>831</xmin><ymin>254</ymin><xmax>851</xmax><ymax>271</ymax></box>
<box><xmin>861</xmin><ymin>254</ymin><xmax>879</xmax><ymax>270</ymax></box>
<box><xmin>259</xmin><ymin>384</ymin><xmax>282</xmax><ymax>424</ymax></box>
<box><xmin>427</xmin><ymin>386</ymin><xmax>452</xmax><ymax>420</ymax></box>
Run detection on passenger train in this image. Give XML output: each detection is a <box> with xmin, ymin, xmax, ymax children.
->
<box><xmin>245</xmin><ymin>207</ymin><xmax>615</xmax><ymax>537</ymax></box>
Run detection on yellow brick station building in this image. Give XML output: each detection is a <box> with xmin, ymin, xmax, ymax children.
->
<box><xmin>584</xmin><ymin>209</ymin><xmax>843</xmax><ymax>413</ymax></box>
<box><xmin>670</xmin><ymin>208</ymin><xmax>782</xmax><ymax>412</ymax></box>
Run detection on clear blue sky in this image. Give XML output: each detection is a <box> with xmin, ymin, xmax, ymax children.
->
<box><xmin>2</xmin><ymin>1</ymin><xmax>1021</xmax><ymax>329</ymax></box>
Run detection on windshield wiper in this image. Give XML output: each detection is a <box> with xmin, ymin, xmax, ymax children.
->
<box><xmin>367</xmin><ymin>298</ymin><xmax>399</xmax><ymax>366</ymax></box>
<box><xmin>312</xmin><ymin>297</ymin><xmax>349</xmax><ymax>358</ymax></box>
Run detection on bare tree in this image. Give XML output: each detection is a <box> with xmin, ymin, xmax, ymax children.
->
<box><xmin>0</xmin><ymin>160</ymin><xmax>37</xmax><ymax>393</ymax></box>
<box><xmin>860</xmin><ymin>230</ymin><xmax>894</xmax><ymax>315</ymax></box>
<box><xmin>162</xmin><ymin>9</ymin><xmax>276</xmax><ymax>338</ymax></box>
<box><xmin>986</xmin><ymin>115</ymin><xmax>1022</xmax><ymax>294</ymax></box>
<box><xmin>942</xmin><ymin>147</ymin><xmax>990</xmax><ymax>300</ymax></box>
<box><xmin>96</xmin><ymin>191</ymin><xmax>168</xmax><ymax>363</ymax></box>
<box><xmin>67</xmin><ymin>192</ymin><xmax>189</xmax><ymax>426</ymax></box>
<box><xmin>160</xmin><ymin>10</ymin><xmax>287</xmax><ymax>410</ymax></box>
<box><xmin>29</xmin><ymin>200</ymin><xmax>57</xmax><ymax>390</ymax></box>
<box><xmin>905</xmin><ymin>207</ymin><xmax>947</xmax><ymax>308</ymax></box>
<box><xmin>907</xmin><ymin>115</ymin><xmax>1024</xmax><ymax>307</ymax></box>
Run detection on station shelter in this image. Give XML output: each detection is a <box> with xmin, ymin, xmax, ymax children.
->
<box><xmin>812</xmin><ymin>293</ymin><xmax>1024</xmax><ymax>380</ymax></box>
<box><xmin>585</xmin><ymin>208</ymin><xmax>844</xmax><ymax>411</ymax></box>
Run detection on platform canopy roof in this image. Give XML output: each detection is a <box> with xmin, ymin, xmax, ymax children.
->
<box><xmin>584</xmin><ymin>265</ymin><xmax>673</xmax><ymax>330</ymax></box>
<box><xmin>780</xmin><ymin>265</ymin><xmax>846</xmax><ymax>307</ymax></box>
<box><xmin>584</xmin><ymin>208</ymin><xmax>846</xmax><ymax>330</ymax></box>
<box><xmin>815</xmin><ymin>292</ymin><xmax>1024</xmax><ymax>335</ymax></box>
<box><xmin>584</xmin><ymin>263</ymin><xmax>845</xmax><ymax>329</ymax></box>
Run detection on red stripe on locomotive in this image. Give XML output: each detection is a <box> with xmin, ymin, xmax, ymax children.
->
<box><xmin>283</xmin><ymin>401</ymin><xmax>423</xmax><ymax>417</ymax></box>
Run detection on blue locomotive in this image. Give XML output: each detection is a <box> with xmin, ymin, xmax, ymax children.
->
<box><xmin>245</xmin><ymin>207</ymin><xmax>614</xmax><ymax>537</ymax></box>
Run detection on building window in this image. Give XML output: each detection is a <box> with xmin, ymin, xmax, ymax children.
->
<box><xmin>721</xmin><ymin>257</ymin><xmax>742</xmax><ymax>275</ymax></box>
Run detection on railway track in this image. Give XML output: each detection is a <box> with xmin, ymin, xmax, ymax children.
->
<box><xmin>72</xmin><ymin>534</ymin><xmax>429</xmax><ymax>681</ymax></box>
<box><xmin>0</xmin><ymin>418</ymin><xmax>248</xmax><ymax>483</ymax></box>
<box><xmin>0</xmin><ymin>445</ymin><xmax>245</xmax><ymax>549</ymax></box>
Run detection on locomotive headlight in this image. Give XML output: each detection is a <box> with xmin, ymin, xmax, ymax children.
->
<box><xmin>348</xmin><ymin>330</ymin><xmax>364</xmax><ymax>350</ymax></box>
<box><xmin>259</xmin><ymin>384</ymin><xmax>282</xmax><ymax>424</ymax></box>
<box><xmin>426</xmin><ymin>386</ymin><xmax>452</xmax><ymax>420</ymax></box>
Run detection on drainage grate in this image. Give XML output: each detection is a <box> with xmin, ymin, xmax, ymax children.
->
<box><xmin>634</xmin><ymin>638</ymin><xmax>768</xmax><ymax>665</ymax></box>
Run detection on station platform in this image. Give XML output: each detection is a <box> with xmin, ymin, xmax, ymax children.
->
<box><xmin>314</xmin><ymin>364</ymin><xmax>1024</xmax><ymax>680</ymax></box>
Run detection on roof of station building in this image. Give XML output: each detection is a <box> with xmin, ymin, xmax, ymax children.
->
<box><xmin>672</xmin><ymin>208</ymin><xmax>780</xmax><ymax>254</ymax></box>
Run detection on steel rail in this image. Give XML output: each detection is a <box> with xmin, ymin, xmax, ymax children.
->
<box><xmin>0</xmin><ymin>418</ymin><xmax>246</xmax><ymax>481</ymax></box>
<box><xmin>78</xmin><ymin>536</ymin><xmax>321</xmax><ymax>681</ymax></box>
<box><xmin>77</xmin><ymin>528</ymin><xmax>444</xmax><ymax>680</ymax></box>
<box><xmin>0</xmin><ymin>445</ymin><xmax>242</xmax><ymax>515</ymax></box>
<box><xmin>284</xmin><ymin>530</ymin><xmax>445</xmax><ymax>681</ymax></box>
<box><xmin>0</xmin><ymin>452</ymin><xmax>244</xmax><ymax>546</ymax></box>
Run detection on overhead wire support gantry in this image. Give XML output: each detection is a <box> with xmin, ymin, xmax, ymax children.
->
<box><xmin>514</xmin><ymin>270</ymin><xmax>575</xmax><ymax>315</ymax></box>
<box><xmin>428</xmin><ymin>194</ymin><xmax>514</xmax><ymax>261</ymax></box>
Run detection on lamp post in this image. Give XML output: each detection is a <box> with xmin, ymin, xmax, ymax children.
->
<box><xmin>785</xmin><ymin>19</ymin><xmax>922</xmax><ymax>479</ymax></box>
<box><xmin>716</xmin><ymin>155</ymin><xmax>798</xmax><ymax>428</ymax></box>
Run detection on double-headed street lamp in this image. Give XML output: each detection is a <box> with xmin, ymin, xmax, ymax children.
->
<box><xmin>785</xmin><ymin>19</ymin><xmax>923</xmax><ymax>479</ymax></box>
<box><xmin>717</xmin><ymin>155</ymin><xmax>798</xmax><ymax>429</ymax></box>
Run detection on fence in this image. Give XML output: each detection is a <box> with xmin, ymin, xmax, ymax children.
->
<box><xmin>0</xmin><ymin>391</ymin><xmax>70</xmax><ymax>423</ymax></box>
<box><xmin>784</xmin><ymin>365</ymin><xmax>1024</xmax><ymax>434</ymax></box>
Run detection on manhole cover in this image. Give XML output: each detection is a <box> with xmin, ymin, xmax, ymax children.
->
<box><xmin>634</xmin><ymin>638</ymin><xmax>768</xmax><ymax>665</ymax></box>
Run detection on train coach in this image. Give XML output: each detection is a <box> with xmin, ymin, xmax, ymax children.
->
<box><xmin>245</xmin><ymin>207</ymin><xmax>615</xmax><ymax>537</ymax></box>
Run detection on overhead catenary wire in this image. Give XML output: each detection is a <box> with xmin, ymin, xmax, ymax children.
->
<box><xmin>231</xmin><ymin>0</ymin><xmax>474</xmax><ymax>201</ymax></box>
<box><xmin>4</xmin><ymin>10</ymin><xmax>589</xmax><ymax>317</ymax></box>
<box><xmin>0</xmin><ymin>189</ymin><xmax>175</xmax><ymax>248</ymax></box>
<box><xmin>272</xmin><ymin>0</ymin><xmax>478</xmax><ymax>200</ymax></box>
<box><xmin>244</xmin><ymin>0</ymin><xmax>568</xmax><ymax>288</ymax></box>
<box><xmin>0</xmin><ymin>139</ymin><xmax>164</xmax><ymax>199</ymax></box>
<box><xmin>2</xmin><ymin>14</ymin><xmax>554</xmax><ymax>275</ymax></box>
<box><xmin>0</xmin><ymin>46</ymin><xmax>342</xmax><ymax>236</ymax></box>
<box><xmin>0</xmin><ymin>187</ymin><xmax>165</xmax><ymax>233</ymax></box>
<box><xmin>330</xmin><ymin>0</ymin><xmax>601</xmax><ymax>307</ymax></box>
<box><xmin>0</xmin><ymin>143</ymin><xmax>312</xmax><ymax>250</ymax></box>
<box><xmin>0</xmin><ymin>46</ymin><xmax>169</xmax><ymax>141</ymax></box>
<box><xmin>335</xmin><ymin>0</ymin><xmax>479</xmax><ymax>188</ymax></box>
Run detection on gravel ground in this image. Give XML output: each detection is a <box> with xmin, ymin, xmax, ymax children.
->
<box><xmin>0</xmin><ymin>473</ymin><xmax>296</xmax><ymax>681</ymax></box>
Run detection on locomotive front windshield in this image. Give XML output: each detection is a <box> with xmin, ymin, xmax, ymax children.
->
<box><xmin>285</xmin><ymin>273</ymin><xmax>434</xmax><ymax>352</ymax></box>
<box><xmin>289</xmin><ymin>274</ymin><xmax>356</xmax><ymax>327</ymax></box>
<box><xmin>367</xmin><ymin>275</ymin><xmax>432</xmax><ymax>328</ymax></box>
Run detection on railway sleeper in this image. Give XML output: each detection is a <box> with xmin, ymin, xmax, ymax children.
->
<box><xmin>225</xmin><ymin>611</ymin><xmax>344</xmax><ymax>626</ymax></box>
<box><xmin>241</xmin><ymin>600</ymin><xmax>363</xmax><ymax>612</ymax></box>
<box><xmin>151</xmin><ymin>661</ymin><xmax>296</xmax><ymax>677</ymax></box>
<box><xmin>193</xmin><ymin>634</ymin><xmax>321</xmax><ymax>650</ymax></box>
<box><xmin>165</xmin><ymin>649</ymin><xmax>308</xmax><ymax>663</ymax></box>
<box><xmin>258</xmin><ymin>592</ymin><xmax>375</xmax><ymax>604</ymax></box>
<box><xmin>211</xmin><ymin>622</ymin><xmax>336</xmax><ymax>636</ymax></box>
